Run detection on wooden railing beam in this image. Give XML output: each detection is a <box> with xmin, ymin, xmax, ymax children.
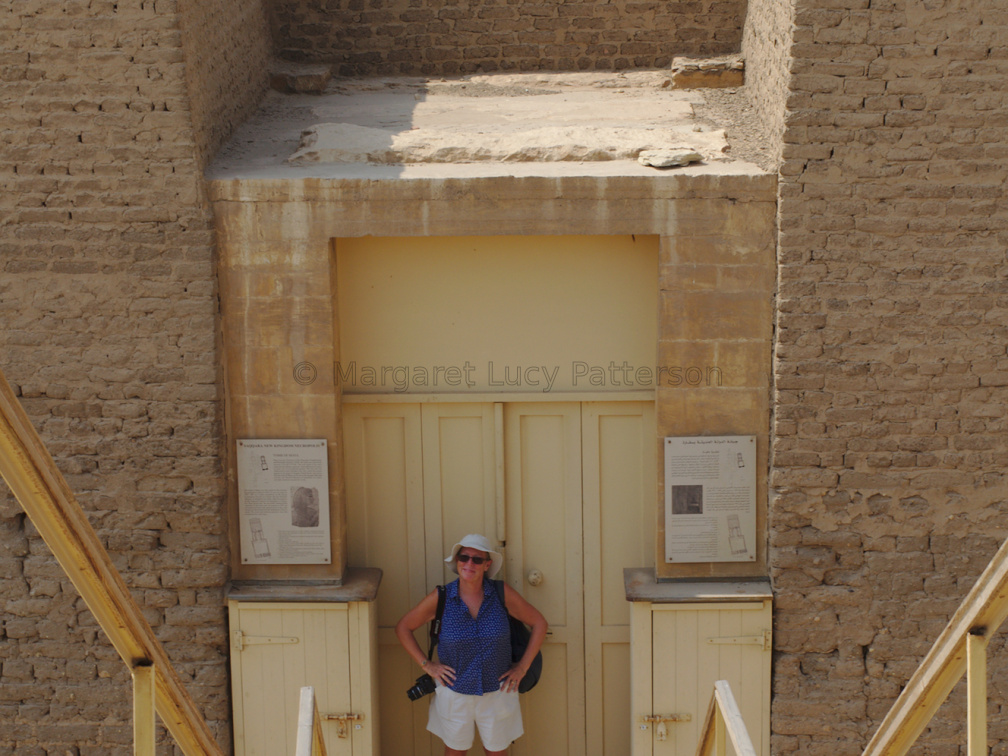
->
<box><xmin>862</xmin><ymin>537</ymin><xmax>1008</xmax><ymax>756</ymax></box>
<box><xmin>0</xmin><ymin>370</ymin><xmax>223</xmax><ymax>756</ymax></box>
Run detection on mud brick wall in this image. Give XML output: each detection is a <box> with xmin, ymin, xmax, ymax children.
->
<box><xmin>0</xmin><ymin>1</ymin><xmax>268</xmax><ymax>753</ymax></box>
<box><xmin>178</xmin><ymin>0</ymin><xmax>272</xmax><ymax>167</ymax></box>
<box><xmin>267</xmin><ymin>0</ymin><xmax>745</xmax><ymax>75</ymax></box>
<box><xmin>740</xmin><ymin>0</ymin><xmax>793</xmax><ymax>166</ymax></box>
<box><xmin>770</xmin><ymin>0</ymin><xmax>1008</xmax><ymax>752</ymax></box>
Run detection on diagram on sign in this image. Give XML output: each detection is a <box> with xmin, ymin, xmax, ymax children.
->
<box><xmin>664</xmin><ymin>435</ymin><xmax>756</xmax><ymax>563</ymax></box>
<box><xmin>249</xmin><ymin>517</ymin><xmax>271</xmax><ymax>558</ymax></box>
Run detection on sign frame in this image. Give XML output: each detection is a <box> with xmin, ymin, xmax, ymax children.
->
<box><xmin>236</xmin><ymin>439</ymin><xmax>332</xmax><ymax>566</ymax></box>
<box><xmin>664</xmin><ymin>435</ymin><xmax>756</xmax><ymax>564</ymax></box>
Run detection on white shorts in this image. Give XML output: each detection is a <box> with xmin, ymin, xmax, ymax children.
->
<box><xmin>427</xmin><ymin>685</ymin><xmax>523</xmax><ymax>751</ymax></box>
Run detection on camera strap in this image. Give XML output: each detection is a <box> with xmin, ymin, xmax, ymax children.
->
<box><xmin>426</xmin><ymin>584</ymin><xmax>446</xmax><ymax>662</ymax></box>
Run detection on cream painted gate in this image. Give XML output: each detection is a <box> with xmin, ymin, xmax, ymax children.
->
<box><xmin>228</xmin><ymin>601</ymin><xmax>377</xmax><ymax>756</ymax></box>
<box><xmin>343</xmin><ymin>400</ymin><xmax>655</xmax><ymax>756</ymax></box>
<box><xmin>632</xmin><ymin>601</ymin><xmax>772</xmax><ymax>756</ymax></box>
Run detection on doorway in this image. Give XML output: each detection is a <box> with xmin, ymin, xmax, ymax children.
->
<box><xmin>343</xmin><ymin>400</ymin><xmax>656</xmax><ymax>756</ymax></box>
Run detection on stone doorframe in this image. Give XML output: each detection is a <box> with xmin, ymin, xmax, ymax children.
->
<box><xmin>208</xmin><ymin>170</ymin><xmax>777</xmax><ymax>583</ymax></box>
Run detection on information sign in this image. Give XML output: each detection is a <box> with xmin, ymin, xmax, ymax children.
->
<box><xmin>236</xmin><ymin>439</ymin><xmax>332</xmax><ymax>565</ymax></box>
<box><xmin>664</xmin><ymin>435</ymin><xmax>756</xmax><ymax>563</ymax></box>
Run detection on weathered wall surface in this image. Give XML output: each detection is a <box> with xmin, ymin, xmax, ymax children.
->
<box><xmin>740</xmin><ymin>0</ymin><xmax>793</xmax><ymax>166</ymax></box>
<box><xmin>178</xmin><ymin>0</ymin><xmax>272</xmax><ymax>169</ymax></box>
<box><xmin>771</xmin><ymin>0</ymin><xmax>1008</xmax><ymax>751</ymax></box>
<box><xmin>267</xmin><ymin>0</ymin><xmax>745</xmax><ymax>75</ymax></box>
<box><xmin>0</xmin><ymin>2</ymin><xmax>267</xmax><ymax>753</ymax></box>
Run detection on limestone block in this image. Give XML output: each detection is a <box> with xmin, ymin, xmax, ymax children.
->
<box><xmin>291</xmin><ymin>123</ymin><xmax>726</xmax><ymax>165</ymax></box>
<box><xmin>660</xmin><ymin>289</ymin><xmax>773</xmax><ymax>341</ymax></box>
<box><xmin>657</xmin><ymin>386</ymin><xmax>768</xmax><ymax>438</ymax></box>
<box><xmin>230</xmin><ymin>394</ymin><xmax>338</xmax><ymax>441</ymax></box>
<box><xmin>228</xmin><ymin>346</ymin><xmax>281</xmax><ymax>397</ymax></box>
<box><xmin>664</xmin><ymin>201</ymin><xmax>777</xmax><ymax>264</ymax></box>
<box><xmin>658</xmin><ymin>339</ymin><xmax>770</xmax><ymax>389</ymax></box>
<box><xmin>669</xmin><ymin>55</ymin><xmax>745</xmax><ymax>89</ymax></box>
<box><xmin>269</xmin><ymin>62</ymin><xmax>333</xmax><ymax>94</ymax></box>
<box><xmin>231</xmin><ymin>295</ymin><xmax>335</xmax><ymax>347</ymax></box>
<box><xmin>660</xmin><ymin>262</ymin><xmax>720</xmax><ymax>291</ymax></box>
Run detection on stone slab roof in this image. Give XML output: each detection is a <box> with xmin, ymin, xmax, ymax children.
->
<box><xmin>208</xmin><ymin>71</ymin><xmax>770</xmax><ymax>182</ymax></box>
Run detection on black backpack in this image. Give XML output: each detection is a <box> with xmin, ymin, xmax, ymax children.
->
<box><xmin>493</xmin><ymin>579</ymin><xmax>543</xmax><ymax>693</ymax></box>
<box><xmin>429</xmin><ymin>581</ymin><xmax>543</xmax><ymax>694</ymax></box>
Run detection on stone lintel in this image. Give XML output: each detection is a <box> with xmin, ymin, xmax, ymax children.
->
<box><xmin>226</xmin><ymin>567</ymin><xmax>383</xmax><ymax>603</ymax></box>
<box><xmin>624</xmin><ymin>567</ymin><xmax>772</xmax><ymax>603</ymax></box>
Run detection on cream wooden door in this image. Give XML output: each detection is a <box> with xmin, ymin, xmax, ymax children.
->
<box><xmin>649</xmin><ymin>601</ymin><xmax>772</xmax><ymax>756</ymax></box>
<box><xmin>504</xmin><ymin>402</ymin><xmax>586</xmax><ymax>756</ymax></box>
<box><xmin>343</xmin><ymin>403</ymin><xmax>427</xmax><ymax>756</ymax></box>
<box><xmin>582</xmin><ymin>402</ymin><xmax>656</xmax><ymax>756</ymax></box>
<box><xmin>344</xmin><ymin>400</ymin><xmax>655</xmax><ymax>756</ymax></box>
<box><xmin>505</xmin><ymin>402</ymin><xmax>655</xmax><ymax>756</ymax></box>
<box><xmin>343</xmin><ymin>403</ymin><xmax>498</xmax><ymax>756</ymax></box>
<box><xmin>229</xmin><ymin>601</ymin><xmax>374</xmax><ymax>756</ymax></box>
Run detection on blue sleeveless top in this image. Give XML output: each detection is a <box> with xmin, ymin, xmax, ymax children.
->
<box><xmin>437</xmin><ymin>579</ymin><xmax>512</xmax><ymax>695</ymax></box>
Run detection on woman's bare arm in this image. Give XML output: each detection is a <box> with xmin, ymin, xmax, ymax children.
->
<box><xmin>395</xmin><ymin>588</ymin><xmax>456</xmax><ymax>686</ymax></box>
<box><xmin>499</xmin><ymin>583</ymin><xmax>548</xmax><ymax>690</ymax></box>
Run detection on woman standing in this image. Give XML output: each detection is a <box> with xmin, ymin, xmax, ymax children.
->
<box><xmin>395</xmin><ymin>534</ymin><xmax>548</xmax><ymax>755</ymax></box>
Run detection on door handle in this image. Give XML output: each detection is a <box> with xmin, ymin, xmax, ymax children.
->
<box><xmin>527</xmin><ymin>569</ymin><xmax>544</xmax><ymax>586</ymax></box>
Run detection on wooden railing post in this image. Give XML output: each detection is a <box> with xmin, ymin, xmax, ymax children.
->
<box><xmin>967</xmin><ymin>630</ymin><xmax>988</xmax><ymax>756</ymax></box>
<box><xmin>714</xmin><ymin>708</ymin><xmax>727</xmax><ymax>756</ymax></box>
<box><xmin>296</xmin><ymin>686</ymin><xmax>328</xmax><ymax>756</ymax></box>
<box><xmin>133</xmin><ymin>663</ymin><xmax>156</xmax><ymax>756</ymax></box>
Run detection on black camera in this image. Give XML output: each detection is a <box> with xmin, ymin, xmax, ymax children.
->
<box><xmin>406</xmin><ymin>673</ymin><xmax>437</xmax><ymax>701</ymax></box>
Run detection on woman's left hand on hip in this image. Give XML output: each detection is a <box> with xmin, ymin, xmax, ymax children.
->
<box><xmin>498</xmin><ymin>664</ymin><xmax>526</xmax><ymax>693</ymax></box>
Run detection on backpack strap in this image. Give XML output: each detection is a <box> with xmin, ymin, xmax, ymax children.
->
<box><xmin>426</xmin><ymin>584</ymin><xmax>446</xmax><ymax>661</ymax></box>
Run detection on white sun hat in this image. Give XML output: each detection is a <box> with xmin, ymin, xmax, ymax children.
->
<box><xmin>445</xmin><ymin>534</ymin><xmax>504</xmax><ymax>579</ymax></box>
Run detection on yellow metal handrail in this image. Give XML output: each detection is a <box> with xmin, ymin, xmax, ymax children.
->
<box><xmin>862</xmin><ymin>536</ymin><xmax>1008</xmax><ymax>756</ymax></box>
<box><xmin>0</xmin><ymin>369</ymin><xmax>223</xmax><ymax>756</ymax></box>
<box><xmin>695</xmin><ymin>680</ymin><xmax>758</xmax><ymax>756</ymax></box>
<box><xmin>295</xmin><ymin>686</ymin><xmax>329</xmax><ymax>756</ymax></box>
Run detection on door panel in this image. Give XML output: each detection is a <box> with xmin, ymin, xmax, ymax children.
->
<box><xmin>420</xmin><ymin>403</ymin><xmax>497</xmax><ymax>586</ymax></box>
<box><xmin>582</xmin><ymin>402</ymin><xmax>656</xmax><ymax>756</ymax></box>
<box><xmin>344</xmin><ymin>404</ymin><xmax>426</xmax><ymax>625</ymax></box>
<box><xmin>343</xmin><ymin>404</ymin><xmax>433</xmax><ymax>756</ymax></box>
<box><xmin>602</xmin><ymin>642</ymin><xmax>633</xmax><ymax>756</ymax></box>
<box><xmin>504</xmin><ymin>403</ymin><xmax>585</xmax><ymax>756</ymax></box>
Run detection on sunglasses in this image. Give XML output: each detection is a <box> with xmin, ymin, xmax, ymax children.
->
<box><xmin>456</xmin><ymin>554</ymin><xmax>488</xmax><ymax>565</ymax></box>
